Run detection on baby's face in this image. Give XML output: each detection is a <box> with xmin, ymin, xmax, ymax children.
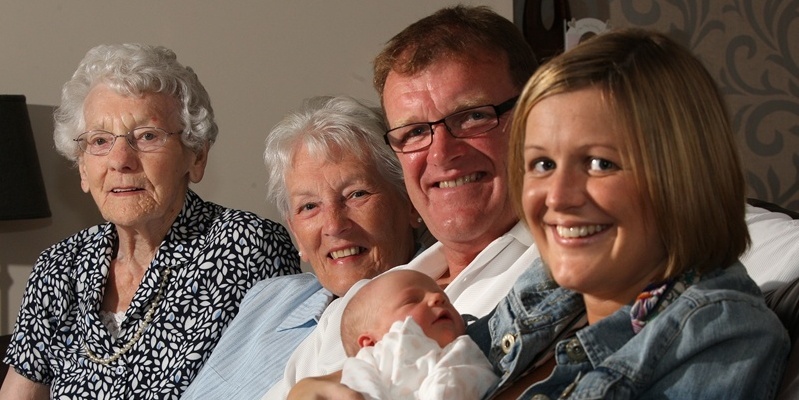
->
<box><xmin>376</xmin><ymin>270</ymin><xmax>465</xmax><ymax>348</ymax></box>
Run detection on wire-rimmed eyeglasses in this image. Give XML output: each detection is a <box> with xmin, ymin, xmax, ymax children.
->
<box><xmin>383</xmin><ymin>96</ymin><xmax>519</xmax><ymax>153</ymax></box>
<box><xmin>73</xmin><ymin>127</ymin><xmax>178</xmax><ymax>156</ymax></box>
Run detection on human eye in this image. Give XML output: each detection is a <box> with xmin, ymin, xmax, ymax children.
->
<box><xmin>398</xmin><ymin>292</ymin><xmax>423</xmax><ymax>307</ymax></box>
<box><xmin>397</xmin><ymin>125</ymin><xmax>431</xmax><ymax>142</ymax></box>
<box><xmin>87</xmin><ymin>133</ymin><xmax>110</xmax><ymax>146</ymax></box>
<box><xmin>588</xmin><ymin>157</ymin><xmax>619</xmax><ymax>173</ymax></box>
<box><xmin>134</xmin><ymin>128</ymin><xmax>162</xmax><ymax>142</ymax></box>
<box><xmin>529</xmin><ymin>158</ymin><xmax>556</xmax><ymax>174</ymax></box>
<box><xmin>463</xmin><ymin>109</ymin><xmax>491</xmax><ymax>122</ymax></box>
<box><xmin>348</xmin><ymin>190</ymin><xmax>370</xmax><ymax>199</ymax></box>
<box><xmin>293</xmin><ymin>202</ymin><xmax>319</xmax><ymax>217</ymax></box>
<box><xmin>451</xmin><ymin>106</ymin><xmax>496</xmax><ymax>133</ymax></box>
<box><xmin>410</xmin><ymin>125</ymin><xmax>431</xmax><ymax>137</ymax></box>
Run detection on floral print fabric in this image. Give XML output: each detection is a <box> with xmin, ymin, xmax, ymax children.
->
<box><xmin>3</xmin><ymin>190</ymin><xmax>300</xmax><ymax>399</ymax></box>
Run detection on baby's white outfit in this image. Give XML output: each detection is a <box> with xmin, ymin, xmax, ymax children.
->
<box><xmin>340</xmin><ymin>317</ymin><xmax>498</xmax><ymax>400</ymax></box>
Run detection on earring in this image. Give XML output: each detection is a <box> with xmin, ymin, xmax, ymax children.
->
<box><xmin>417</xmin><ymin>217</ymin><xmax>423</xmax><ymax>224</ymax></box>
<box><xmin>298</xmin><ymin>251</ymin><xmax>302</xmax><ymax>257</ymax></box>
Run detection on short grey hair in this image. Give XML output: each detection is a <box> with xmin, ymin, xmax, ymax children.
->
<box><xmin>264</xmin><ymin>95</ymin><xmax>405</xmax><ymax>219</ymax></box>
<box><xmin>53</xmin><ymin>43</ymin><xmax>217</xmax><ymax>161</ymax></box>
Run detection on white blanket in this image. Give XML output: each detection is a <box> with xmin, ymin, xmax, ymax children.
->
<box><xmin>341</xmin><ymin>317</ymin><xmax>498</xmax><ymax>400</ymax></box>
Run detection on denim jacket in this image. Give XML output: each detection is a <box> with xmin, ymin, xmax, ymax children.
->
<box><xmin>468</xmin><ymin>259</ymin><xmax>789</xmax><ymax>399</ymax></box>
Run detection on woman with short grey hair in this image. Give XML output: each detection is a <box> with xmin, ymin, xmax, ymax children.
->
<box><xmin>183</xmin><ymin>95</ymin><xmax>424</xmax><ymax>399</ymax></box>
<box><xmin>53</xmin><ymin>43</ymin><xmax>217</xmax><ymax>160</ymax></box>
<box><xmin>0</xmin><ymin>43</ymin><xmax>300</xmax><ymax>399</ymax></box>
<box><xmin>264</xmin><ymin>95</ymin><xmax>405</xmax><ymax>218</ymax></box>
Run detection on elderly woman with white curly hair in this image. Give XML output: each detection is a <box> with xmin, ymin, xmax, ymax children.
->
<box><xmin>182</xmin><ymin>95</ymin><xmax>425</xmax><ymax>400</ymax></box>
<box><xmin>0</xmin><ymin>43</ymin><xmax>300</xmax><ymax>399</ymax></box>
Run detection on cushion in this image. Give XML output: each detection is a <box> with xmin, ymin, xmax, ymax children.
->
<box><xmin>740</xmin><ymin>203</ymin><xmax>799</xmax><ymax>291</ymax></box>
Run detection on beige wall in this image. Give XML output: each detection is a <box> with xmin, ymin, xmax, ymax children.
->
<box><xmin>0</xmin><ymin>1</ymin><xmax>512</xmax><ymax>335</ymax></box>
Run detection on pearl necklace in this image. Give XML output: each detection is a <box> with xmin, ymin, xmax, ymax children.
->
<box><xmin>84</xmin><ymin>265</ymin><xmax>172</xmax><ymax>365</ymax></box>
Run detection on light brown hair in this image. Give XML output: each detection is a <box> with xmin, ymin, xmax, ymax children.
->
<box><xmin>509</xmin><ymin>29</ymin><xmax>749</xmax><ymax>278</ymax></box>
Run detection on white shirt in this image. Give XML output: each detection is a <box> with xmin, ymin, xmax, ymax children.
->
<box><xmin>264</xmin><ymin>222</ymin><xmax>538</xmax><ymax>399</ymax></box>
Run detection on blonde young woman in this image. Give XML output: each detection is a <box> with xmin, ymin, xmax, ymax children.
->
<box><xmin>468</xmin><ymin>29</ymin><xmax>789</xmax><ymax>399</ymax></box>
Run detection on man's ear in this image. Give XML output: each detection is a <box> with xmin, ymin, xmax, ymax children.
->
<box><xmin>357</xmin><ymin>333</ymin><xmax>377</xmax><ymax>349</ymax></box>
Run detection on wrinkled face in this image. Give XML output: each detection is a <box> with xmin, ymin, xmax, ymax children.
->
<box><xmin>285</xmin><ymin>146</ymin><xmax>417</xmax><ymax>297</ymax></box>
<box><xmin>78</xmin><ymin>84</ymin><xmax>207</xmax><ymax>233</ymax></box>
<box><xmin>371</xmin><ymin>270</ymin><xmax>464</xmax><ymax>349</ymax></box>
<box><xmin>382</xmin><ymin>55</ymin><xmax>519</xmax><ymax>254</ymax></box>
<box><xmin>521</xmin><ymin>88</ymin><xmax>666</xmax><ymax>309</ymax></box>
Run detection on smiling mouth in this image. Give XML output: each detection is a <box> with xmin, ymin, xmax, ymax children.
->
<box><xmin>556</xmin><ymin>225</ymin><xmax>610</xmax><ymax>238</ymax></box>
<box><xmin>329</xmin><ymin>246</ymin><xmax>365</xmax><ymax>260</ymax></box>
<box><xmin>437</xmin><ymin>172</ymin><xmax>484</xmax><ymax>188</ymax></box>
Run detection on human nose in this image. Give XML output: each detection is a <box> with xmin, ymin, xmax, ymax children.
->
<box><xmin>427</xmin><ymin>291</ymin><xmax>446</xmax><ymax>306</ymax></box>
<box><xmin>545</xmin><ymin>168</ymin><xmax>586</xmax><ymax>211</ymax></box>
<box><xmin>426</xmin><ymin>123</ymin><xmax>467</xmax><ymax>165</ymax></box>
<box><xmin>321</xmin><ymin>204</ymin><xmax>352</xmax><ymax>236</ymax></box>
<box><xmin>105</xmin><ymin>134</ymin><xmax>139</xmax><ymax>168</ymax></box>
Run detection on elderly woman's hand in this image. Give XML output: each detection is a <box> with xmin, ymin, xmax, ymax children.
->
<box><xmin>287</xmin><ymin>371</ymin><xmax>363</xmax><ymax>400</ymax></box>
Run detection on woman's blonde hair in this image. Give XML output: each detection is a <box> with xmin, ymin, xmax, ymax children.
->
<box><xmin>508</xmin><ymin>29</ymin><xmax>749</xmax><ymax>278</ymax></box>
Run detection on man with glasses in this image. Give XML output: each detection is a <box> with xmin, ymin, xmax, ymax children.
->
<box><xmin>372</xmin><ymin>5</ymin><xmax>539</xmax><ymax>314</ymax></box>
<box><xmin>383</xmin><ymin>96</ymin><xmax>519</xmax><ymax>154</ymax></box>
<box><xmin>266</xmin><ymin>5</ymin><xmax>542</xmax><ymax>398</ymax></box>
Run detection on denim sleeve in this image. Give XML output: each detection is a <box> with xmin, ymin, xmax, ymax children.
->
<box><xmin>647</xmin><ymin>296</ymin><xmax>789</xmax><ymax>399</ymax></box>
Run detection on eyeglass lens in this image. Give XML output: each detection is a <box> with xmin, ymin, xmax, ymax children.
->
<box><xmin>78</xmin><ymin>127</ymin><xmax>171</xmax><ymax>155</ymax></box>
<box><xmin>387</xmin><ymin>104</ymin><xmax>500</xmax><ymax>153</ymax></box>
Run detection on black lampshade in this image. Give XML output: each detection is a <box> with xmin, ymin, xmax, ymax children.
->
<box><xmin>0</xmin><ymin>95</ymin><xmax>51</xmax><ymax>220</ymax></box>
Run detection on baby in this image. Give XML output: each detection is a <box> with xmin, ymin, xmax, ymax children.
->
<box><xmin>340</xmin><ymin>269</ymin><xmax>498</xmax><ymax>400</ymax></box>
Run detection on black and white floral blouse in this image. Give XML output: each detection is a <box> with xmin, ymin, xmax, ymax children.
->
<box><xmin>3</xmin><ymin>190</ymin><xmax>300</xmax><ymax>399</ymax></box>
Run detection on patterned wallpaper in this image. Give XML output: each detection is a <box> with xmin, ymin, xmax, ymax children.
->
<box><xmin>518</xmin><ymin>0</ymin><xmax>799</xmax><ymax>210</ymax></box>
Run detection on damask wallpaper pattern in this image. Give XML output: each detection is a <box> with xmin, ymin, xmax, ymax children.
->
<box><xmin>537</xmin><ymin>0</ymin><xmax>798</xmax><ymax>210</ymax></box>
<box><xmin>607</xmin><ymin>0</ymin><xmax>799</xmax><ymax>211</ymax></box>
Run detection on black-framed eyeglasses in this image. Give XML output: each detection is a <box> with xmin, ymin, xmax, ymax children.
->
<box><xmin>73</xmin><ymin>127</ymin><xmax>179</xmax><ymax>156</ymax></box>
<box><xmin>383</xmin><ymin>96</ymin><xmax>519</xmax><ymax>154</ymax></box>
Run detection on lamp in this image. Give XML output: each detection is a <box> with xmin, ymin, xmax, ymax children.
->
<box><xmin>0</xmin><ymin>95</ymin><xmax>51</xmax><ymax>220</ymax></box>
